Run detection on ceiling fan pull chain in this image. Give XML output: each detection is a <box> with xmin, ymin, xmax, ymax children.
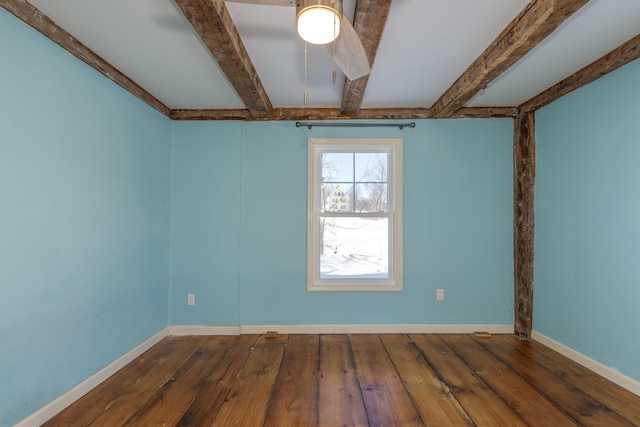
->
<box><xmin>304</xmin><ymin>41</ymin><xmax>308</xmax><ymax>105</ymax></box>
<box><xmin>332</xmin><ymin>12</ymin><xmax>337</xmax><ymax>85</ymax></box>
<box><xmin>332</xmin><ymin>40</ymin><xmax>336</xmax><ymax>84</ymax></box>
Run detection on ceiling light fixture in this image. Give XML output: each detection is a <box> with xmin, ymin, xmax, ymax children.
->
<box><xmin>296</xmin><ymin>0</ymin><xmax>342</xmax><ymax>45</ymax></box>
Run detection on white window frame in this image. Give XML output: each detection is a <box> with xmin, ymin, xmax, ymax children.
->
<box><xmin>307</xmin><ymin>138</ymin><xmax>403</xmax><ymax>292</ymax></box>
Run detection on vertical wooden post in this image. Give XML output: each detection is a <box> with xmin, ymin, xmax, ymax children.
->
<box><xmin>513</xmin><ymin>111</ymin><xmax>535</xmax><ymax>339</ymax></box>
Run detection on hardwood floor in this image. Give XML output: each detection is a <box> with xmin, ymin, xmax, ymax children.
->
<box><xmin>43</xmin><ymin>334</ymin><xmax>640</xmax><ymax>426</ymax></box>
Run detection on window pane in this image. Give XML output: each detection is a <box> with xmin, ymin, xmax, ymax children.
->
<box><xmin>355</xmin><ymin>183</ymin><xmax>388</xmax><ymax>212</ymax></box>
<box><xmin>321</xmin><ymin>184</ymin><xmax>354</xmax><ymax>212</ymax></box>
<box><xmin>320</xmin><ymin>217</ymin><xmax>389</xmax><ymax>279</ymax></box>
<box><xmin>355</xmin><ymin>152</ymin><xmax>388</xmax><ymax>184</ymax></box>
<box><xmin>322</xmin><ymin>152</ymin><xmax>353</xmax><ymax>182</ymax></box>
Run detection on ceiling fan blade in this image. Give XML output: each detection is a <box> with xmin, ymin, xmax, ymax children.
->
<box><xmin>327</xmin><ymin>14</ymin><xmax>371</xmax><ymax>81</ymax></box>
<box><xmin>221</xmin><ymin>0</ymin><xmax>296</xmax><ymax>6</ymax></box>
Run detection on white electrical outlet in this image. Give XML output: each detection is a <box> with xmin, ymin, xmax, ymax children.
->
<box><xmin>436</xmin><ymin>289</ymin><xmax>444</xmax><ymax>301</ymax></box>
<box><xmin>187</xmin><ymin>293</ymin><xmax>195</xmax><ymax>306</ymax></box>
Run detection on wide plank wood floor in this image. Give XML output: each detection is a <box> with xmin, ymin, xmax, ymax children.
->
<box><xmin>44</xmin><ymin>334</ymin><xmax>640</xmax><ymax>426</ymax></box>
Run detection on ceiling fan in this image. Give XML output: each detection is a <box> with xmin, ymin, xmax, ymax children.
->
<box><xmin>221</xmin><ymin>0</ymin><xmax>371</xmax><ymax>81</ymax></box>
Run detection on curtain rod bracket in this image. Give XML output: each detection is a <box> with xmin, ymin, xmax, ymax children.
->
<box><xmin>296</xmin><ymin>121</ymin><xmax>416</xmax><ymax>130</ymax></box>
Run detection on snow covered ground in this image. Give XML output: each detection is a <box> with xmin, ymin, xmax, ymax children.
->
<box><xmin>320</xmin><ymin>217</ymin><xmax>389</xmax><ymax>279</ymax></box>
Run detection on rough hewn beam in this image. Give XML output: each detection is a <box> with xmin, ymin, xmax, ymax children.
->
<box><xmin>0</xmin><ymin>0</ymin><xmax>171</xmax><ymax>117</ymax></box>
<box><xmin>175</xmin><ymin>0</ymin><xmax>272</xmax><ymax>119</ymax></box>
<box><xmin>340</xmin><ymin>0</ymin><xmax>392</xmax><ymax>118</ymax></box>
<box><xmin>453</xmin><ymin>107</ymin><xmax>517</xmax><ymax>119</ymax></box>
<box><xmin>170</xmin><ymin>109</ymin><xmax>252</xmax><ymax>121</ymax></box>
<box><xmin>357</xmin><ymin>106</ymin><xmax>517</xmax><ymax>119</ymax></box>
<box><xmin>169</xmin><ymin>107</ymin><xmax>516</xmax><ymax>121</ymax></box>
<box><xmin>431</xmin><ymin>0</ymin><xmax>589</xmax><ymax>118</ymax></box>
<box><xmin>513</xmin><ymin>111</ymin><xmax>535</xmax><ymax>339</ymax></box>
<box><xmin>521</xmin><ymin>33</ymin><xmax>640</xmax><ymax>112</ymax></box>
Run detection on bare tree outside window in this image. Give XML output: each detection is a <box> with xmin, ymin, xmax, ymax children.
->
<box><xmin>365</xmin><ymin>153</ymin><xmax>388</xmax><ymax>213</ymax></box>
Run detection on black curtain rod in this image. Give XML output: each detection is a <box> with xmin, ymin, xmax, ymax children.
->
<box><xmin>296</xmin><ymin>121</ymin><xmax>416</xmax><ymax>130</ymax></box>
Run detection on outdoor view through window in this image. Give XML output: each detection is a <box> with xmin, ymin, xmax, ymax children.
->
<box><xmin>320</xmin><ymin>151</ymin><xmax>389</xmax><ymax>279</ymax></box>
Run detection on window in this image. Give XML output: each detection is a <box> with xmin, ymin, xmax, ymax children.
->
<box><xmin>307</xmin><ymin>138</ymin><xmax>402</xmax><ymax>291</ymax></box>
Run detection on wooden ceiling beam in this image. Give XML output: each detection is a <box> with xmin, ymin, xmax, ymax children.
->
<box><xmin>431</xmin><ymin>0</ymin><xmax>589</xmax><ymax>118</ymax></box>
<box><xmin>0</xmin><ymin>0</ymin><xmax>171</xmax><ymax>117</ymax></box>
<box><xmin>170</xmin><ymin>106</ymin><xmax>516</xmax><ymax>121</ymax></box>
<box><xmin>340</xmin><ymin>0</ymin><xmax>393</xmax><ymax>118</ymax></box>
<box><xmin>170</xmin><ymin>109</ymin><xmax>253</xmax><ymax>121</ymax></box>
<box><xmin>520</xmin><ymin>33</ymin><xmax>640</xmax><ymax>112</ymax></box>
<box><xmin>450</xmin><ymin>107</ymin><xmax>517</xmax><ymax>119</ymax></box>
<box><xmin>175</xmin><ymin>0</ymin><xmax>273</xmax><ymax>119</ymax></box>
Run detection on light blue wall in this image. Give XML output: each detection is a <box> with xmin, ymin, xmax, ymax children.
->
<box><xmin>535</xmin><ymin>58</ymin><xmax>640</xmax><ymax>382</ymax></box>
<box><xmin>170</xmin><ymin>122</ymin><xmax>242</xmax><ymax>325</ymax></box>
<box><xmin>170</xmin><ymin>119</ymin><xmax>514</xmax><ymax>326</ymax></box>
<box><xmin>0</xmin><ymin>10</ymin><xmax>171</xmax><ymax>426</ymax></box>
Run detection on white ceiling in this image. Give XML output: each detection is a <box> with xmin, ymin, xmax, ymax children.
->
<box><xmin>469</xmin><ymin>0</ymin><xmax>640</xmax><ymax>107</ymax></box>
<box><xmin>24</xmin><ymin>0</ymin><xmax>640</xmax><ymax>111</ymax></box>
<box><xmin>359</xmin><ymin>0</ymin><xmax>529</xmax><ymax>108</ymax></box>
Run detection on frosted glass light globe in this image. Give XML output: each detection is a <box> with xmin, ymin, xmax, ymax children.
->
<box><xmin>297</xmin><ymin>6</ymin><xmax>341</xmax><ymax>45</ymax></box>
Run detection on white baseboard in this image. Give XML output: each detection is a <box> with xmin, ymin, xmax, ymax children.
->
<box><xmin>167</xmin><ymin>325</ymin><xmax>241</xmax><ymax>336</ymax></box>
<box><xmin>239</xmin><ymin>323</ymin><xmax>514</xmax><ymax>335</ymax></box>
<box><xmin>15</xmin><ymin>328</ymin><xmax>169</xmax><ymax>427</ymax></box>
<box><xmin>168</xmin><ymin>324</ymin><xmax>513</xmax><ymax>335</ymax></box>
<box><xmin>532</xmin><ymin>330</ymin><xmax>640</xmax><ymax>397</ymax></box>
